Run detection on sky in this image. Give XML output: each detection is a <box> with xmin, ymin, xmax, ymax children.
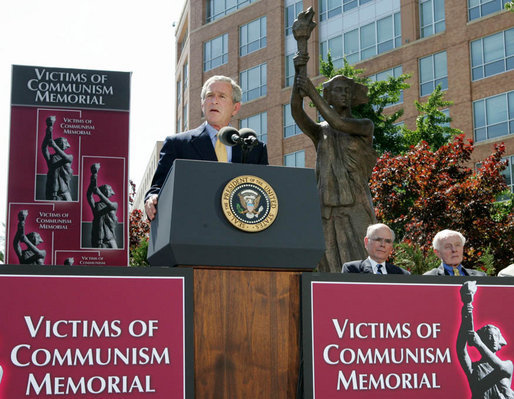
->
<box><xmin>0</xmin><ymin>0</ymin><xmax>185</xmax><ymax>237</ymax></box>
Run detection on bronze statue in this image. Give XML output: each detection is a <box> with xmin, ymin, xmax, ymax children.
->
<box><xmin>291</xmin><ymin>8</ymin><xmax>377</xmax><ymax>272</ymax></box>
<box><xmin>42</xmin><ymin>116</ymin><xmax>73</xmax><ymax>201</ymax></box>
<box><xmin>87</xmin><ymin>163</ymin><xmax>118</xmax><ymax>248</ymax></box>
<box><xmin>13</xmin><ymin>210</ymin><xmax>46</xmax><ymax>265</ymax></box>
<box><xmin>457</xmin><ymin>281</ymin><xmax>514</xmax><ymax>398</ymax></box>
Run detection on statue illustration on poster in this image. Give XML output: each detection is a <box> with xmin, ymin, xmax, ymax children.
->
<box><xmin>457</xmin><ymin>281</ymin><xmax>514</xmax><ymax>398</ymax></box>
<box><xmin>13</xmin><ymin>210</ymin><xmax>46</xmax><ymax>265</ymax></box>
<box><xmin>86</xmin><ymin>163</ymin><xmax>119</xmax><ymax>248</ymax></box>
<box><xmin>41</xmin><ymin>116</ymin><xmax>74</xmax><ymax>201</ymax></box>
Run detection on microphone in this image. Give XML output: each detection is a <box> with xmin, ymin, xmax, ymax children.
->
<box><xmin>238</xmin><ymin>128</ymin><xmax>258</xmax><ymax>144</ymax></box>
<box><xmin>218</xmin><ymin>126</ymin><xmax>240</xmax><ymax>147</ymax></box>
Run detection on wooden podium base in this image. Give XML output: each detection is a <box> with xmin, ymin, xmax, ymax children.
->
<box><xmin>191</xmin><ymin>267</ymin><xmax>302</xmax><ymax>398</ymax></box>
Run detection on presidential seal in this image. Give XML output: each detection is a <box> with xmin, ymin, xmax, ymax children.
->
<box><xmin>221</xmin><ymin>175</ymin><xmax>278</xmax><ymax>232</ymax></box>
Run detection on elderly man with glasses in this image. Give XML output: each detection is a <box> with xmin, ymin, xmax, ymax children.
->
<box><xmin>341</xmin><ymin>223</ymin><xmax>410</xmax><ymax>274</ymax></box>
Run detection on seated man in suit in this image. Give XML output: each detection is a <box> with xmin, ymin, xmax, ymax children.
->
<box><xmin>144</xmin><ymin>75</ymin><xmax>269</xmax><ymax>220</ymax></box>
<box><xmin>342</xmin><ymin>223</ymin><xmax>410</xmax><ymax>274</ymax></box>
<box><xmin>424</xmin><ymin>229</ymin><xmax>486</xmax><ymax>276</ymax></box>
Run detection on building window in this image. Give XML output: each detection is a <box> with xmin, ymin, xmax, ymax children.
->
<box><xmin>203</xmin><ymin>33</ymin><xmax>228</xmax><ymax>72</ymax></box>
<box><xmin>182</xmin><ymin>102</ymin><xmax>188</xmax><ymax>131</ymax></box>
<box><xmin>501</xmin><ymin>154</ymin><xmax>513</xmax><ymax>194</ymax></box>
<box><xmin>240</xmin><ymin>63</ymin><xmax>267</xmax><ymax>102</ymax></box>
<box><xmin>420</xmin><ymin>0</ymin><xmax>445</xmax><ymax>38</ymax></box>
<box><xmin>473</xmin><ymin>90</ymin><xmax>514</xmax><ymax>142</ymax></box>
<box><xmin>471</xmin><ymin>28</ymin><xmax>514</xmax><ymax>81</ymax></box>
<box><xmin>319</xmin><ymin>0</ymin><xmax>342</xmax><ymax>21</ymax></box>
<box><xmin>240</xmin><ymin>112</ymin><xmax>268</xmax><ymax>143</ymax></box>
<box><xmin>321</xmin><ymin>12</ymin><xmax>400</xmax><ymax>65</ymax></box>
<box><xmin>285</xmin><ymin>1</ymin><xmax>303</xmax><ymax>36</ymax></box>
<box><xmin>284</xmin><ymin>150</ymin><xmax>305</xmax><ymax>167</ymax></box>
<box><xmin>283</xmin><ymin>103</ymin><xmax>302</xmax><ymax>138</ymax></box>
<box><xmin>368</xmin><ymin>65</ymin><xmax>404</xmax><ymax>106</ymax></box>
<box><xmin>468</xmin><ymin>0</ymin><xmax>508</xmax><ymax>21</ymax></box>
<box><xmin>285</xmin><ymin>54</ymin><xmax>296</xmax><ymax>87</ymax></box>
<box><xmin>419</xmin><ymin>51</ymin><xmax>448</xmax><ymax>97</ymax></box>
<box><xmin>177</xmin><ymin>79</ymin><xmax>182</xmax><ymax>105</ymax></box>
<box><xmin>207</xmin><ymin>0</ymin><xmax>256</xmax><ymax>23</ymax></box>
<box><xmin>240</xmin><ymin>16</ymin><xmax>266</xmax><ymax>56</ymax></box>
<box><xmin>321</xmin><ymin>35</ymin><xmax>344</xmax><ymax>69</ymax></box>
<box><xmin>183</xmin><ymin>62</ymin><xmax>189</xmax><ymax>90</ymax></box>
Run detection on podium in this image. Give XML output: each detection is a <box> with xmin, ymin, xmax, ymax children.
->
<box><xmin>147</xmin><ymin>160</ymin><xmax>324</xmax><ymax>398</ymax></box>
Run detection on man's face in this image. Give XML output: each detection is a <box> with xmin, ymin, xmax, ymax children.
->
<box><xmin>364</xmin><ymin>226</ymin><xmax>394</xmax><ymax>264</ymax></box>
<box><xmin>201</xmin><ymin>81</ymin><xmax>241</xmax><ymax>130</ymax></box>
<box><xmin>435</xmin><ymin>235</ymin><xmax>464</xmax><ymax>267</ymax></box>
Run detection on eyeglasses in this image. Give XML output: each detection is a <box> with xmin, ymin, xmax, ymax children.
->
<box><xmin>370</xmin><ymin>237</ymin><xmax>393</xmax><ymax>244</ymax></box>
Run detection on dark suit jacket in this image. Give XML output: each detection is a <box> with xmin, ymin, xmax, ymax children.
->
<box><xmin>423</xmin><ymin>264</ymin><xmax>486</xmax><ymax>276</ymax></box>
<box><xmin>342</xmin><ymin>259</ymin><xmax>410</xmax><ymax>275</ymax></box>
<box><xmin>145</xmin><ymin>123</ymin><xmax>269</xmax><ymax>201</ymax></box>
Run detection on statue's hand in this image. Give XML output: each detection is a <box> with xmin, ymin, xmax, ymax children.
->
<box><xmin>91</xmin><ymin>163</ymin><xmax>100</xmax><ymax>174</ymax></box>
<box><xmin>293</xmin><ymin>53</ymin><xmax>309</xmax><ymax>68</ymax></box>
<box><xmin>18</xmin><ymin>210</ymin><xmax>28</xmax><ymax>221</ymax></box>
<box><xmin>467</xmin><ymin>331</ymin><xmax>480</xmax><ymax>347</ymax></box>
<box><xmin>295</xmin><ymin>74</ymin><xmax>315</xmax><ymax>97</ymax></box>
<box><xmin>46</xmin><ymin>116</ymin><xmax>56</xmax><ymax>127</ymax></box>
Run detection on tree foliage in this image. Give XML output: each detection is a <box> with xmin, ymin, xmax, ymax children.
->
<box><xmin>370</xmin><ymin>136</ymin><xmax>514</xmax><ymax>273</ymax></box>
<box><xmin>128</xmin><ymin>181</ymin><xmax>150</xmax><ymax>266</ymax></box>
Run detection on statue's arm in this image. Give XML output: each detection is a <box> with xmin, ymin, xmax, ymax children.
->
<box><xmin>13</xmin><ymin>220</ymin><xmax>24</xmax><ymax>261</ymax></box>
<box><xmin>96</xmin><ymin>190</ymin><xmax>117</xmax><ymax>211</ymax></box>
<box><xmin>457</xmin><ymin>304</ymin><xmax>473</xmax><ymax>377</ymax></box>
<box><xmin>50</xmin><ymin>141</ymin><xmax>73</xmax><ymax>163</ymax></box>
<box><xmin>291</xmin><ymin>79</ymin><xmax>321</xmax><ymax>144</ymax></box>
<box><xmin>86</xmin><ymin>172</ymin><xmax>97</xmax><ymax>211</ymax></box>
<box><xmin>469</xmin><ymin>332</ymin><xmax>513</xmax><ymax>377</ymax></box>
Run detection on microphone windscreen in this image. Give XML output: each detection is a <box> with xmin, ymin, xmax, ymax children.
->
<box><xmin>218</xmin><ymin>126</ymin><xmax>239</xmax><ymax>146</ymax></box>
<box><xmin>238</xmin><ymin>127</ymin><xmax>257</xmax><ymax>139</ymax></box>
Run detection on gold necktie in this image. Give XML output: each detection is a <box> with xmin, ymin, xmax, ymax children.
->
<box><xmin>215</xmin><ymin>134</ymin><xmax>227</xmax><ymax>162</ymax></box>
<box><xmin>453</xmin><ymin>267</ymin><xmax>461</xmax><ymax>276</ymax></box>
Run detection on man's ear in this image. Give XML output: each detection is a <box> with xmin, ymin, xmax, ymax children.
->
<box><xmin>232</xmin><ymin>102</ymin><xmax>241</xmax><ymax>117</ymax></box>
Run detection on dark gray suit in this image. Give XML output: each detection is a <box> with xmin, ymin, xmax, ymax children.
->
<box><xmin>342</xmin><ymin>258</ymin><xmax>410</xmax><ymax>274</ymax></box>
<box><xmin>145</xmin><ymin>123</ymin><xmax>268</xmax><ymax>201</ymax></box>
<box><xmin>423</xmin><ymin>264</ymin><xmax>486</xmax><ymax>276</ymax></box>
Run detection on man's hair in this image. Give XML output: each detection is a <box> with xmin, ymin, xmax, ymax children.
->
<box><xmin>201</xmin><ymin>75</ymin><xmax>242</xmax><ymax>103</ymax></box>
<box><xmin>365</xmin><ymin>223</ymin><xmax>395</xmax><ymax>241</ymax></box>
<box><xmin>432</xmin><ymin>229</ymin><xmax>466</xmax><ymax>251</ymax></box>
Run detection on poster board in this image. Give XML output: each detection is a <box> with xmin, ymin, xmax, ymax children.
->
<box><xmin>7</xmin><ymin>65</ymin><xmax>131</xmax><ymax>266</ymax></box>
<box><xmin>302</xmin><ymin>273</ymin><xmax>514</xmax><ymax>398</ymax></box>
<box><xmin>0</xmin><ymin>265</ymin><xmax>193</xmax><ymax>398</ymax></box>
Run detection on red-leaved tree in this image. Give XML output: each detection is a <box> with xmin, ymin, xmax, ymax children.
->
<box><xmin>370</xmin><ymin>135</ymin><xmax>514</xmax><ymax>273</ymax></box>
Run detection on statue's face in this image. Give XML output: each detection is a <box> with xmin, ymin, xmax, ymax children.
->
<box><xmin>328</xmin><ymin>80</ymin><xmax>351</xmax><ymax>108</ymax></box>
<box><xmin>101</xmin><ymin>185</ymin><xmax>115</xmax><ymax>197</ymax></box>
<box><xmin>482</xmin><ymin>328</ymin><xmax>504</xmax><ymax>352</ymax></box>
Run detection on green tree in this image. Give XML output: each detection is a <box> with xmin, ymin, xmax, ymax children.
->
<box><xmin>506</xmin><ymin>1</ymin><xmax>514</xmax><ymax>11</ymax></box>
<box><xmin>401</xmin><ymin>85</ymin><xmax>461</xmax><ymax>150</ymax></box>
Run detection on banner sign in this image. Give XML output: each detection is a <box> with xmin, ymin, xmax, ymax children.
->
<box><xmin>6</xmin><ymin>65</ymin><xmax>131</xmax><ymax>266</ymax></box>
<box><xmin>0</xmin><ymin>265</ymin><xmax>193</xmax><ymax>398</ymax></box>
<box><xmin>302</xmin><ymin>274</ymin><xmax>514</xmax><ymax>398</ymax></box>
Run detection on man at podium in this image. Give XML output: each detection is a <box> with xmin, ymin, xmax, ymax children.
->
<box><xmin>144</xmin><ymin>75</ymin><xmax>268</xmax><ymax>220</ymax></box>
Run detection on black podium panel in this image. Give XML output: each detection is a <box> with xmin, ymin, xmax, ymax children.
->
<box><xmin>147</xmin><ymin>159</ymin><xmax>324</xmax><ymax>269</ymax></box>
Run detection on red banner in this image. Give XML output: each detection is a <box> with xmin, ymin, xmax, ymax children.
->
<box><xmin>302</xmin><ymin>274</ymin><xmax>514</xmax><ymax>398</ymax></box>
<box><xmin>7</xmin><ymin>65</ymin><xmax>130</xmax><ymax>266</ymax></box>
<box><xmin>0</xmin><ymin>266</ymin><xmax>193</xmax><ymax>398</ymax></box>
